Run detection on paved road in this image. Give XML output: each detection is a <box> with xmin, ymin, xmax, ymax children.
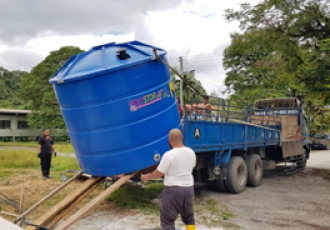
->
<box><xmin>307</xmin><ymin>149</ymin><xmax>330</xmax><ymax>169</ymax></box>
<box><xmin>207</xmin><ymin>149</ymin><xmax>330</xmax><ymax>230</ymax></box>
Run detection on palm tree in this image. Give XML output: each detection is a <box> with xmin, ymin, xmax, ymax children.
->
<box><xmin>170</xmin><ymin>70</ymin><xmax>207</xmax><ymax>104</ymax></box>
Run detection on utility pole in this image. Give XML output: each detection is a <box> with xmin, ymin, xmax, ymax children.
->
<box><xmin>179</xmin><ymin>56</ymin><xmax>184</xmax><ymax>107</ymax></box>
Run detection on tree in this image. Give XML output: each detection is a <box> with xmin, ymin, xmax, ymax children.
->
<box><xmin>0</xmin><ymin>67</ymin><xmax>28</xmax><ymax>109</ymax></box>
<box><xmin>223</xmin><ymin>0</ymin><xmax>330</xmax><ymax>134</ymax></box>
<box><xmin>19</xmin><ymin>46</ymin><xmax>84</xmax><ymax>130</ymax></box>
<box><xmin>171</xmin><ymin>70</ymin><xmax>207</xmax><ymax>105</ymax></box>
<box><xmin>225</xmin><ymin>0</ymin><xmax>330</xmax><ymax>101</ymax></box>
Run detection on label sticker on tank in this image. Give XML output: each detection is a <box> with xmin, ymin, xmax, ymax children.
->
<box><xmin>129</xmin><ymin>88</ymin><xmax>170</xmax><ymax>112</ymax></box>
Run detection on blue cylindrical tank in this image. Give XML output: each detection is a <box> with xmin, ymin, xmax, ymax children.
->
<box><xmin>49</xmin><ymin>41</ymin><xmax>180</xmax><ymax>176</ymax></box>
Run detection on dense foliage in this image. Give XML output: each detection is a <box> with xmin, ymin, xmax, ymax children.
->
<box><xmin>19</xmin><ymin>46</ymin><xmax>84</xmax><ymax>129</ymax></box>
<box><xmin>223</xmin><ymin>0</ymin><xmax>330</xmax><ymax>134</ymax></box>
<box><xmin>0</xmin><ymin>67</ymin><xmax>28</xmax><ymax>109</ymax></box>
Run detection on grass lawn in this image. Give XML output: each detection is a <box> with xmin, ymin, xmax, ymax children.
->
<box><xmin>0</xmin><ymin>149</ymin><xmax>79</xmax><ymax>171</ymax></box>
<box><xmin>0</xmin><ymin>141</ymin><xmax>75</xmax><ymax>153</ymax></box>
<box><xmin>0</xmin><ymin>149</ymin><xmax>82</xmax><ymax>221</ymax></box>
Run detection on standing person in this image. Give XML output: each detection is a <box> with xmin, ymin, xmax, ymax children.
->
<box><xmin>38</xmin><ymin>129</ymin><xmax>56</xmax><ymax>180</ymax></box>
<box><xmin>202</xmin><ymin>96</ymin><xmax>212</xmax><ymax>120</ymax></box>
<box><xmin>142</xmin><ymin>129</ymin><xmax>196</xmax><ymax>230</ymax></box>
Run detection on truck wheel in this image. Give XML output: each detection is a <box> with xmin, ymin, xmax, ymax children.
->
<box><xmin>214</xmin><ymin>179</ymin><xmax>227</xmax><ymax>192</ymax></box>
<box><xmin>225</xmin><ymin>157</ymin><xmax>247</xmax><ymax>194</ymax></box>
<box><xmin>246</xmin><ymin>154</ymin><xmax>263</xmax><ymax>187</ymax></box>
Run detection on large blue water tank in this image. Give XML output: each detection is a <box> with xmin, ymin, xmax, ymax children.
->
<box><xmin>50</xmin><ymin>41</ymin><xmax>180</xmax><ymax>176</ymax></box>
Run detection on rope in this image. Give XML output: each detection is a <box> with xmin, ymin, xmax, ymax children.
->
<box><xmin>153</xmin><ymin>48</ymin><xmax>206</xmax><ymax>99</ymax></box>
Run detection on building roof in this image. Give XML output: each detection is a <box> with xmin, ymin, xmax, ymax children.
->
<box><xmin>0</xmin><ymin>109</ymin><xmax>32</xmax><ymax>115</ymax></box>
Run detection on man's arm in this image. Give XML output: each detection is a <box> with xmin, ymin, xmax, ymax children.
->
<box><xmin>142</xmin><ymin>152</ymin><xmax>170</xmax><ymax>182</ymax></box>
<box><xmin>141</xmin><ymin>170</ymin><xmax>164</xmax><ymax>182</ymax></box>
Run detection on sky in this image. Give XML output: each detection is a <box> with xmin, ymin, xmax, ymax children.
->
<box><xmin>0</xmin><ymin>0</ymin><xmax>260</xmax><ymax>94</ymax></box>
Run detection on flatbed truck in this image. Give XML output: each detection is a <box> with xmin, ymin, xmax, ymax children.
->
<box><xmin>183</xmin><ymin>96</ymin><xmax>310</xmax><ymax>193</ymax></box>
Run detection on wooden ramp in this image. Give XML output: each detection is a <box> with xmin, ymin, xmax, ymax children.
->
<box><xmin>14</xmin><ymin>172</ymin><xmax>134</xmax><ymax>230</ymax></box>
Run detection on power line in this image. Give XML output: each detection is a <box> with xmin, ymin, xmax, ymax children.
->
<box><xmin>185</xmin><ymin>53</ymin><xmax>222</xmax><ymax>58</ymax></box>
<box><xmin>196</xmin><ymin>75</ymin><xmax>224</xmax><ymax>87</ymax></box>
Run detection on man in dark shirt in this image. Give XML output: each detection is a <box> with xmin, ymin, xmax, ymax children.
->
<box><xmin>38</xmin><ymin>129</ymin><xmax>56</xmax><ymax>180</ymax></box>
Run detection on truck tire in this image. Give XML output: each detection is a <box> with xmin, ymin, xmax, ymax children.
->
<box><xmin>214</xmin><ymin>179</ymin><xmax>227</xmax><ymax>192</ymax></box>
<box><xmin>246</xmin><ymin>154</ymin><xmax>263</xmax><ymax>187</ymax></box>
<box><xmin>225</xmin><ymin>157</ymin><xmax>247</xmax><ymax>194</ymax></box>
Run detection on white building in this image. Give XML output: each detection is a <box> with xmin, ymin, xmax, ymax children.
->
<box><xmin>0</xmin><ymin>109</ymin><xmax>41</xmax><ymax>141</ymax></box>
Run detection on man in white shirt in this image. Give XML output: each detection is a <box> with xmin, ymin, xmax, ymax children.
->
<box><xmin>142</xmin><ymin>129</ymin><xmax>196</xmax><ymax>230</ymax></box>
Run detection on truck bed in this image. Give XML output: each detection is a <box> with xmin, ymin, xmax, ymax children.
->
<box><xmin>182</xmin><ymin>117</ymin><xmax>281</xmax><ymax>153</ymax></box>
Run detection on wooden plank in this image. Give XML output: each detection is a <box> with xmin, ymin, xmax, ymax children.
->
<box><xmin>280</xmin><ymin>115</ymin><xmax>299</xmax><ymax>140</ymax></box>
<box><xmin>229</xmin><ymin>118</ymin><xmax>280</xmax><ymax>132</ymax></box>
<box><xmin>0</xmin><ymin>211</ymin><xmax>19</xmax><ymax>218</ymax></box>
<box><xmin>54</xmin><ymin>173</ymin><xmax>135</xmax><ymax>230</ymax></box>
<box><xmin>14</xmin><ymin>171</ymin><xmax>83</xmax><ymax>224</ymax></box>
<box><xmin>26</xmin><ymin>176</ymin><xmax>103</xmax><ymax>230</ymax></box>
<box><xmin>47</xmin><ymin>181</ymin><xmax>100</xmax><ymax>228</ymax></box>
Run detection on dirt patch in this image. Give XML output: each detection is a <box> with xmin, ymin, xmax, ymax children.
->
<box><xmin>306</xmin><ymin>168</ymin><xmax>330</xmax><ymax>180</ymax></box>
<box><xmin>0</xmin><ymin>171</ymin><xmax>228</xmax><ymax>230</ymax></box>
<box><xmin>0</xmin><ymin>169</ymin><xmax>109</xmax><ymax>223</ymax></box>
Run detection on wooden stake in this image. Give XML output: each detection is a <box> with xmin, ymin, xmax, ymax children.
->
<box><xmin>0</xmin><ymin>211</ymin><xmax>19</xmax><ymax>218</ymax></box>
<box><xmin>26</xmin><ymin>176</ymin><xmax>103</xmax><ymax>230</ymax></box>
<box><xmin>19</xmin><ymin>188</ymin><xmax>24</xmax><ymax>214</ymax></box>
<box><xmin>54</xmin><ymin>173</ymin><xmax>135</xmax><ymax>230</ymax></box>
<box><xmin>14</xmin><ymin>171</ymin><xmax>83</xmax><ymax>224</ymax></box>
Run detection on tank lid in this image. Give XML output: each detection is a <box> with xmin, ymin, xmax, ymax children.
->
<box><xmin>49</xmin><ymin>41</ymin><xmax>167</xmax><ymax>84</ymax></box>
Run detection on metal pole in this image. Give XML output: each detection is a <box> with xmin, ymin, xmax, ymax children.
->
<box><xmin>13</xmin><ymin>114</ymin><xmax>17</xmax><ymax>141</ymax></box>
<box><xmin>179</xmin><ymin>56</ymin><xmax>184</xmax><ymax>107</ymax></box>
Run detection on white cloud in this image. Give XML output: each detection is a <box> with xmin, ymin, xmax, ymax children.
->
<box><xmin>143</xmin><ymin>0</ymin><xmax>261</xmax><ymax>94</ymax></box>
<box><xmin>26</xmin><ymin>32</ymin><xmax>136</xmax><ymax>56</ymax></box>
<box><xmin>0</xmin><ymin>33</ymin><xmax>135</xmax><ymax>71</ymax></box>
<box><xmin>0</xmin><ymin>0</ymin><xmax>261</xmax><ymax>93</ymax></box>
